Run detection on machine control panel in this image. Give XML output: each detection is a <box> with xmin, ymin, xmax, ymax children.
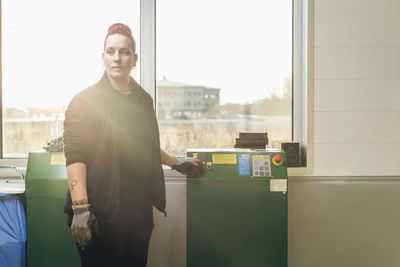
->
<box><xmin>187</xmin><ymin>148</ymin><xmax>287</xmax><ymax>179</ymax></box>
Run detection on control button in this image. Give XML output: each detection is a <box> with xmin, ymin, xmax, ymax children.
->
<box><xmin>272</xmin><ymin>154</ymin><xmax>283</xmax><ymax>166</ymax></box>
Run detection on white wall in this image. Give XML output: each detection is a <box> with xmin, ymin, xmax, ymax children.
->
<box><xmin>148</xmin><ymin>180</ymin><xmax>186</xmax><ymax>267</ymax></box>
<box><xmin>288</xmin><ymin>176</ymin><xmax>400</xmax><ymax>267</ymax></box>
<box><xmin>287</xmin><ymin>1</ymin><xmax>400</xmax><ymax>266</ymax></box>
<box><xmin>313</xmin><ymin>0</ymin><xmax>400</xmax><ymax>176</ymax></box>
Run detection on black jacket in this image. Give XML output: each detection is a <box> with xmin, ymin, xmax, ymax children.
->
<box><xmin>63</xmin><ymin>73</ymin><xmax>166</xmax><ymax>223</ymax></box>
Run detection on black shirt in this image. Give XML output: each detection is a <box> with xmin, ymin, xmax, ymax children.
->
<box><xmin>112</xmin><ymin>87</ymin><xmax>154</xmax><ymax>225</ymax></box>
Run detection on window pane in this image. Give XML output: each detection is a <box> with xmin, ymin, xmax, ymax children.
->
<box><xmin>2</xmin><ymin>0</ymin><xmax>140</xmax><ymax>157</ymax></box>
<box><xmin>156</xmin><ymin>0</ymin><xmax>292</xmax><ymax>155</ymax></box>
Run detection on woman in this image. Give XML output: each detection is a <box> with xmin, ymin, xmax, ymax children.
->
<box><xmin>63</xmin><ymin>23</ymin><xmax>204</xmax><ymax>267</ymax></box>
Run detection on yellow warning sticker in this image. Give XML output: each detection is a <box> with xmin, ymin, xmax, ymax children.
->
<box><xmin>193</xmin><ymin>153</ymin><xmax>199</xmax><ymax>158</ymax></box>
<box><xmin>252</xmin><ymin>155</ymin><xmax>264</xmax><ymax>160</ymax></box>
<box><xmin>212</xmin><ymin>154</ymin><xmax>237</xmax><ymax>164</ymax></box>
<box><xmin>50</xmin><ymin>154</ymin><xmax>66</xmax><ymax>165</ymax></box>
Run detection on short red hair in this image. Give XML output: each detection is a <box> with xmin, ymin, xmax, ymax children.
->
<box><xmin>104</xmin><ymin>23</ymin><xmax>136</xmax><ymax>52</ymax></box>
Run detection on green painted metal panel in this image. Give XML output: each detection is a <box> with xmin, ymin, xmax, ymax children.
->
<box><xmin>25</xmin><ymin>152</ymin><xmax>67</xmax><ymax>181</ymax></box>
<box><xmin>187</xmin><ymin>149</ymin><xmax>288</xmax><ymax>267</ymax></box>
<box><xmin>25</xmin><ymin>179</ymin><xmax>68</xmax><ymax>198</ymax></box>
<box><xmin>26</xmin><ymin>198</ymin><xmax>80</xmax><ymax>267</ymax></box>
<box><xmin>25</xmin><ymin>152</ymin><xmax>80</xmax><ymax>267</ymax></box>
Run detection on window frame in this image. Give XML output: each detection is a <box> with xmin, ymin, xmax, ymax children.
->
<box><xmin>0</xmin><ymin>0</ymin><xmax>314</xmax><ymax>176</ymax></box>
<box><xmin>143</xmin><ymin>0</ymin><xmax>314</xmax><ymax>176</ymax></box>
<box><xmin>290</xmin><ymin>0</ymin><xmax>314</xmax><ymax>175</ymax></box>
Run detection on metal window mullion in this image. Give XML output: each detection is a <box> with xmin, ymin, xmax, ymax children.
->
<box><xmin>293</xmin><ymin>0</ymin><xmax>303</xmax><ymax>144</ymax></box>
<box><xmin>140</xmin><ymin>0</ymin><xmax>156</xmax><ymax>107</ymax></box>
<box><xmin>293</xmin><ymin>0</ymin><xmax>313</xmax><ymax>168</ymax></box>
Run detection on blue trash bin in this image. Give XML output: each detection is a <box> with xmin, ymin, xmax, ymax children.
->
<box><xmin>0</xmin><ymin>167</ymin><xmax>26</xmax><ymax>267</ymax></box>
<box><xmin>0</xmin><ymin>193</ymin><xmax>26</xmax><ymax>267</ymax></box>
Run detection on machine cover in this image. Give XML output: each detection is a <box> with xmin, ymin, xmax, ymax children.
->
<box><xmin>0</xmin><ymin>193</ymin><xmax>26</xmax><ymax>267</ymax></box>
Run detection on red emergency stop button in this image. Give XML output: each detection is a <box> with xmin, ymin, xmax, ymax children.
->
<box><xmin>272</xmin><ymin>154</ymin><xmax>283</xmax><ymax>166</ymax></box>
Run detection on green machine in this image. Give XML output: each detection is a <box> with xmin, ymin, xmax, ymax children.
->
<box><xmin>25</xmin><ymin>152</ymin><xmax>80</xmax><ymax>267</ymax></box>
<box><xmin>187</xmin><ymin>148</ymin><xmax>288</xmax><ymax>267</ymax></box>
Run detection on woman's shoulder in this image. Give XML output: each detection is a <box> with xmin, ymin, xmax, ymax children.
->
<box><xmin>130</xmin><ymin>78</ymin><xmax>153</xmax><ymax>104</ymax></box>
<box><xmin>71</xmin><ymin>80</ymin><xmax>107</xmax><ymax>102</ymax></box>
<box><xmin>67</xmin><ymin>82</ymin><xmax>106</xmax><ymax>115</ymax></box>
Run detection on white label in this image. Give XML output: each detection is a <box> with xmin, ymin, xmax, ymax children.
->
<box><xmin>270</xmin><ymin>179</ymin><xmax>287</xmax><ymax>192</ymax></box>
<box><xmin>252</xmin><ymin>155</ymin><xmax>271</xmax><ymax>177</ymax></box>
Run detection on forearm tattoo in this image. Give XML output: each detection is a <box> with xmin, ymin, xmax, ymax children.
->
<box><xmin>72</xmin><ymin>199</ymin><xmax>89</xmax><ymax>205</ymax></box>
<box><xmin>69</xmin><ymin>180</ymin><xmax>78</xmax><ymax>191</ymax></box>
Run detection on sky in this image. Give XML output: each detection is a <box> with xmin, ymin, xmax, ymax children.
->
<box><xmin>156</xmin><ymin>0</ymin><xmax>292</xmax><ymax>104</ymax></box>
<box><xmin>2</xmin><ymin>0</ymin><xmax>291</xmax><ymax>108</ymax></box>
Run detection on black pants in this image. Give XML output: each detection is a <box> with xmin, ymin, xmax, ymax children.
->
<box><xmin>76</xmin><ymin>221</ymin><xmax>153</xmax><ymax>267</ymax></box>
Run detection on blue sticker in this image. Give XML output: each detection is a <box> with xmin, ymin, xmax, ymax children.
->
<box><xmin>238</xmin><ymin>154</ymin><xmax>250</xmax><ymax>176</ymax></box>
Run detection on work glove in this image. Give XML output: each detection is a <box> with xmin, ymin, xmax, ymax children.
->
<box><xmin>71</xmin><ymin>206</ymin><xmax>99</xmax><ymax>247</ymax></box>
<box><xmin>172</xmin><ymin>156</ymin><xmax>205</xmax><ymax>178</ymax></box>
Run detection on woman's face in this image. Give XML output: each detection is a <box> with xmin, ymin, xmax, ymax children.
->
<box><xmin>102</xmin><ymin>33</ymin><xmax>138</xmax><ymax>80</ymax></box>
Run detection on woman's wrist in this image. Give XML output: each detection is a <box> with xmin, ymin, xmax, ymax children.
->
<box><xmin>72</xmin><ymin>199</ymin><xmax>90</xmax><ymax>209</ymax></box>
<box><xmin>72</xmin><ymin>203</ymin><xmax>91</xmax><ymax>210</ymax></box>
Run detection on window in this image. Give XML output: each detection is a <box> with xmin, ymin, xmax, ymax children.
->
<box><xmin>1</xmin><ymin>0</ymin><xmax>310</xmax><ymax>169</ymax></box>
<box><xmin>156</xmin><ymin>0</ymin><xmax>293</xmax><ymax>155</ymax></box>
<box><xmin>1</xmin><ymin>0</ymin><xmax>140</xmax><ymax>157</ymax></box>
